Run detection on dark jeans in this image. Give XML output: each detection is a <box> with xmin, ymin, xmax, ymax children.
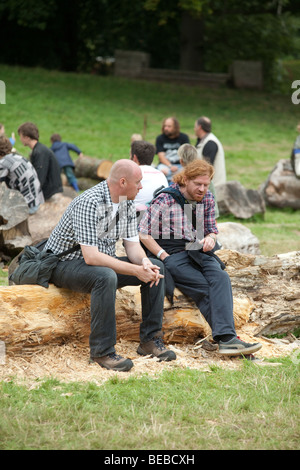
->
<box><xmin>163</xmin><ymin>251</ymin><xmax>236</xmax><ymax>341</ymax></box>
<box><xmin>50</xmin><ymin>256</ymin><xmax>165</xmax><ymax>357</ymax></box>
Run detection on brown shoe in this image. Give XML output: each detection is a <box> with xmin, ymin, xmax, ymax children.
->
<box><xmin>90</xmin><ymin>352</ymin><xmax>133</xmax><ymax>371</ymax></box>
<box><xmin>137</xmin><ymin>334</ymin><xmax>176</xmax><ymax>362</ymax></box>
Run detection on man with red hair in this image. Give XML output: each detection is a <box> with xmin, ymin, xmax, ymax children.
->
<box><xmin>139</xmin><ymin>159</ymin><xmax>262</xmax><ymax>357</ymax></box>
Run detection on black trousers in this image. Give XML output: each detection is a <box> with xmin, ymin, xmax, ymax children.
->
<box><xmin>163</xmin><ymin>251</ymin><xmax>236</xmax><ymax>341</ymax></box>
<box><xmin>50</xmin><ymin>256</ymin><xmax>165</xmax><ymax>357</ymax></box>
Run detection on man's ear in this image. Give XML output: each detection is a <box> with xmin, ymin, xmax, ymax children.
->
<box><xmin>131</xmin><ymin>154</ymin><xmax>139</xmax><ymax>164</ymax></box>
<box><xmin>120</xmin><ymin>176</ymin><xmax>127</xmax><ymax>187</ymax></box>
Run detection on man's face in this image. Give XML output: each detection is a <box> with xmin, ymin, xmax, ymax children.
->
<box><xmin>194</xmin><ymin>121</ymin><xmax>201</xmax><ymax>138</ymax></box>
<box><xmin>183</xmin><ymin>174</ymin><xmax>211</xmax><ymax>202</ymax></box>
<box><xmin>163</xmin><ymin>118</ymin><xmax>176</xmax><ymax>137</ymax></box>
<box><xmin>123</xmin><ymin>168</ymin><xmax>143</xmax><ymax>200</ymax></box>
<box><xmin>19</xmin><ymin>133</ymin><xmax>30</xmax><ymax>146</ymax></box>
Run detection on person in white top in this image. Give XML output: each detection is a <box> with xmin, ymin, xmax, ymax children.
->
<box><xmin>194</xmin><ymin>116</ymin><xmax>226</xmax><ymax>187</ymax></box>
<box><xmin>130</xmin><ymin>140</ymin><xmax>168</xmax><ymax>210</ymax></box>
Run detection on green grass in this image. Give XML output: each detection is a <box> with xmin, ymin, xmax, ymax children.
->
<box><xmin>0</xmin><ymin>64</ymin><xmax>299</xmax><ymax>267</ymax></box>
<box><xmin>0</xmin><ymin>61</ymin><xmax>300</xmax><ymax>264</ymax></box>
<box><xmin>0</xmin><ymin>66</ymin><xmax>299</xmax><ymax>450</ymax></box>
<box><xmin>0</xmin><ymin>358</ymin><xmax>299</xmax><ymax>450</ymax></box>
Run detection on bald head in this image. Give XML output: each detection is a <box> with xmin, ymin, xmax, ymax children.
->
<box><xmin>107</xmin><ymin>159</ymin><xmax>143</xmax><ymax>202</ymax></box>
<box><xmin>108</xmin><ymin>159</ymin><xmax>140</xmax><ymax>182</ymax></box>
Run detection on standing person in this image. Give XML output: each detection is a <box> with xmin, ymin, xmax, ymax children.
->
<box><xmin>0</xmin><ymin>136</ymin><xmax>44</xmax><ymax>214</ymax></box>
<box><xmin>45</xmin><ymin>159</ymin><xmax>176</xmax><ymax>372</ymax></box>
<box><xmin>130</xmin><ymin>140</ymin><xmax>168</xmax><ymax>210</ymax></box>
<box><xmin>156</xmin><ymin>116</ymin><xmax>190</xmax><ymax>182</ymax></box>
<box><xmin>50</xmin><ymin>133</ymin><xmax>82</xmax><ymax>192</ymax></box>
<box><xmin>18</xmin><ymin>122</ymin><xmax>63</xmax><ymax>200</ymax></box>
<box><xmin>139</xmin><ymin>159</ymin><xmax>262</xmax><ymax>357</ymax></box>
<box><xmin>194</xmin><ymin>116</ymin><xmax>226</xmax><ymax>187</ymax></box>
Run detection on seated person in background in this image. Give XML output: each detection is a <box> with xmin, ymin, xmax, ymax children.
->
<box><xmin>130</xmin><ymin>133</ymin><xmax>143</xmax><ymax>143</ymax></box>
<box><xmin>139</xmin><ymin>159</ymin><xmax>262</xmax><ymax>358</ymax></box>
<box><xmin>177</xmin><ymin>143</ymin><xmax>219</xmax><ymax>218</ymax></box>
<box><xmin>194</xmin><ymin>116</ymin><xmax>226</xmax><ymax>187</ymax></box>
<box><xmin>130</xmin><ymin>140</ymin><xmax>168</xmax><ymax>211</ymax></box>
<box><xmin>50</xmin><ymin>133</ymin><xmax>82</xmax><ymax>192</ymax></box>
<box><xmin>156</xmin><ymin>117</ymin><xmax>190</xmax><ymax>182</ymax></box>
<box><xmin>18</xmin><ymin>122</ymin><xmax>63</xmax><ymax>201</ymax></box>
<box><xmin>291</xmin><ymin>121</ymin><xmax>300</xmax><ymax>179</ymax></box>
<box><xmin>0</xmin><ymin>135</ymin><xmax>44</xmax><ymax>214</ymax></box>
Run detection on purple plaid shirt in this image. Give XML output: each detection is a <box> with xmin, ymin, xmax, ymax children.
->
<box><xmin>138</xmin><ymin>183</ymin><xmax>218</xmax><ymax>242</ymax></box>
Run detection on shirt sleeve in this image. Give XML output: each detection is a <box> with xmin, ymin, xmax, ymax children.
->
<box><xmin>204</xmin><ymin>192</ymin><xmax>218</xmax><ymax>236</ymax></box>
<box><xmin>66</xmin><ymin>143</ymin><xmax>82</xmax><ymax>154</ymax></box>
<box><xmin>155</xmin><ymin>135</ymin><xmax>165</xmax><ymax>154</ymax></box>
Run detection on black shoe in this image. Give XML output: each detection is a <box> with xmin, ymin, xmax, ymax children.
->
<box><xmin>218</xmin><ymin>337</ymin><xmax>262</xmax><ymax>357</ymax></box>
<box><xmin>90</xmin><ymin>352</ymin><xmax>134</xmax><ymax>371</ymax></box>
<box><xmin>137</xmin><ymin>334</ymin><xmax>176</xmax><ymax>362</ymax></box>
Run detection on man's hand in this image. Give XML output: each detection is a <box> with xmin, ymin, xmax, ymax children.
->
<box><xmin>140</xmin><ymin>258</ymin><xmax>164</xmax><ymax>287</ymax></box>
<box><xmin>199</xmin><ymin>234</ymin><xmax>216</xmax><ymax>252</ymax></box>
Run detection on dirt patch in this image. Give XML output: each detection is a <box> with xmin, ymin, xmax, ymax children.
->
<box><xmin>0</xmin><ymin>332</ymin><xmax>298</xmax><ymax>388</ymax></box>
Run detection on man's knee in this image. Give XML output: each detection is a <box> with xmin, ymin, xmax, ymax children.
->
<box><xmin>150</xmin><ymin>258</ymin><xmax>165</xmax><ymax>274</ymax></box>
<box><xmin>93</xmin><ymin>267</ymin><xmax>118</xmax><ymax>290</ymax></box>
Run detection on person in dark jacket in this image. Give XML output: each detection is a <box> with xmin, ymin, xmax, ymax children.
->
<box><xmin>50</xmin><ymin>133</ymin><xmax>82</xmax><ymax>192</ymax></box>
<box><xmin>18</xmin><ymin>122</ymin><xmax>63</xmax><ymax>201</ymax></box>
<box><xmin>139</xmin><ymin>159</ymin><xmax>262</xmax><ymax>358</ymax></box>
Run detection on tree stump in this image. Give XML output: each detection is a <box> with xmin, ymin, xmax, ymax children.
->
<box><xmin>0</xmin><ymin>183</ymin><xmax>32</xmax><ymax>258</ymax></box>
<box><xmin>74</xmin><ymin>156</ymin><xmax>113</xmax><ymax>180</ymax></box>
<box><xmin>1</xmin><ymin>249</ymin><xmax>299</xmax><ymax>353</ymax></box>
<box><xmin>260</xmin><ymin>159</ymin><xmax>300</xmax><ymax>209</ymax></box>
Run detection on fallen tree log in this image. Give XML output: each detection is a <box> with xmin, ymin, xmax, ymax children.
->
<box><xmin>1</xmin><ymin>250</ymin><xmax>299</xmax><ymax>352</ymax></box>
<box><xmin>77</xmin><ymin>177</ymin><xmax>100</xmax><ymax>191</ymax></box>
<box><xmin>74</xmin><ymin>156</ymin><xmax>113</xmax><ymax>180</ymax></box>
<box><xmin>0</xmin><ymin>284</ymin><xmax>251</xmax><ymax>353</ymax></box>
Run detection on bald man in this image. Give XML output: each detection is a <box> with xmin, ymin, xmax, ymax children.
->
<box><xmin>45</xmin><ymin>159</ymin><xmax>176</xmax><ymax>371</ymax></box>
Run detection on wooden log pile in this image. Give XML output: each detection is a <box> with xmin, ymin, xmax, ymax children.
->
<box><xmin>1</xmin><ymin>249</ymin><xmax>299</xmax><ymax>353</ymax></box>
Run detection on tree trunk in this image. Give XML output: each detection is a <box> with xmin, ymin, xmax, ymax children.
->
<box><xmin>74</xmin><ymin>156</ymin><xmax>113</xmax><ymax>180</ymax></box>
<box><xmin>1</xmin><ymin>249</ymin><xmax>299</xmax><ymax>353</ymax></box>
<box><xmin>180</xmin><ymin>12</ymin><xmax>204</xmax><ymax>72</ymax></box>
<box><xmin>0</xmin><ymin>284</ymin><xmax>251</xmax><ymax>353</ymax></box>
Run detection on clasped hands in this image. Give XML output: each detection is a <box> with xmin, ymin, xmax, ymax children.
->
<box><xmin>138</xmin><ymin>257</ymin><xmax>164</xmax><ymax>287</ymax></box>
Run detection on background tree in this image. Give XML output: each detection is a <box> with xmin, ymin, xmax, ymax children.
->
<box><xmin>0</xmin><ymin>0</ymin><xmax>299</xmax><ymax>86</ymax></box>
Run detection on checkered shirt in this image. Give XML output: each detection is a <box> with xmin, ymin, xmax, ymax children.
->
<box><xmin>45</xmin><ymin>180</ymin><xmax>138</xmax><ymax>260</ymax></box>
<box><xmin>138</xmin><ymin>183</ymin><xmax>218</xmax><ymax>242</ymax></box>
